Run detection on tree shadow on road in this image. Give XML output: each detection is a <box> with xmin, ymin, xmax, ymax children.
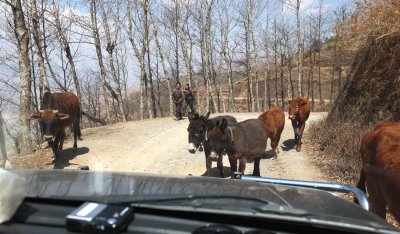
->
<box><xmin>53</xmin><ymin>147</ymin><xmax>90</xmax><ymax>169</ymax></box>
<box><xmin>282</xmin><ymin>139</ymin><xmax>295</xmax><ymax>151</ymax></box>
<box><xmin>201</xmin><ymin>166</ymin><xmax>231</xmax><ymax>178</ymax></box>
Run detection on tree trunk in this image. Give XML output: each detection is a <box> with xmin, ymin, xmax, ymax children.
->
<box><xmin>330</xmin><ymin>40</ymin><xmax>337</xmax><ymax>104</ymax></box>
<box><xmin>273</xmin><ymin>19</ymin><xmax>278</xmax><ymax>106</ymax></box>
<box><xmin>0</xmin><ymin>111</ymin><xmax>10</xmax><ymax>168</ymax></box>
<box><xmin>90</xmin><ymin>0</ymin><xmax>112</xmax><ymax>122</ymax></box>
<box><xmin>228</xmin><ymin>60</ymin><xmax>236</xmax><ymax>112</ymax></box>
<box><xmin>251</xmin><ymin>29</ymin><xmax>260</xmax><ymax>112</ymax></box>
<box><xmin>152</xmin><ymin>19</ymin><xmax>173</xmax><ymax>116</ymax></box>
<box><xmin>174</xmin><ymin>0</ymin><xmax>180</xmax><ymax>83</ymax></box>
<box><xmin>296</xmin><ymin>0</ymin><xmax>303</xmax><ymax>97</ymax></box>
<box><xmin>142</xmin><ymin>0</ymin><xmax>156</xmax><ymax>118</ymax></box>
<box><xmin>41</xmin><ymin>4</ymin><xmax>67</xmax><ymax>92</ymax></box>
<box><xmin>318</xmin><ymin>49</ymin><xmax>323</xmax><ymax>111</ymax></box>
<box><xmin>9</xmin><ymin>0</ymin><xmax>33</xmax><ymax>154</ymax></box>
<box><xmin>99</xmin><ymin>0</ymin><xmax>127</xmax><ymax>122</ymax></box>
<box><xmin>31</xmin><ymin>0</ymin><xmax>49</xmax><ymax>99</ymax></box>
<box><xmin>280</xmin><ymin>51</ymin><xmax>284</xmax><ymax>110</ymax></box>
<box><xmin>52</xmin><ymin>2</ymin><xmax>81</xmax><ymax>102</ymax></box>
<box><xmin>264</xmin><ymin>15</ymin><xmax>271</xmax><ymax>110</ymax></box>
<box><xmin>245</xmin><ymin>20</ymin><xmax>254</xmax><ymax>112</ymax></box>
<box><xmin>127</xmin><ymin>0</ymin><xmax>146</xmax><ymax>119</ymax></box>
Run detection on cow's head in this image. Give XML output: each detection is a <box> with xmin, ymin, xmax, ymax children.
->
<box><xmin>187</xmin><ymin>112</ymin><xmax>210</xmax><ymax>153</ymax></box>
<box><xmin>288</xmin><ymin>96</ymin><xmax>309</xmax><ymax>120</ymax></box>
<box><xmin>288</xmin><ymin>99</ymin><xmax>299</xmax><ymax>120</ymax></box>
<box><xmin>31</xmin><ymin>109</ymin><xmax>69</xmax><ymax>140</ymax></box>
<box><xmin>206</xmin><ymin>118</ymin><xmax>230</xmax><ymax>161</ymax></box>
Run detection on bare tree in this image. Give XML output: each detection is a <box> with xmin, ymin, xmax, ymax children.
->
<box><xmin>0</xmin><ymin>111</ymin><xmax>10</xmax><ymax>168</ymax></box>
<box><xmin>239</xmin><ymin>0</ymin><xmax>255</xmax><ymax>112</ymax></box>
<box><xmin>51</xmin><ymin>1</ymin><xmax>81</xmax><ymax>102</ymax></box>
<box><xmin>143</xmin><ymin>0</ymin><xmax>157</xmax><ymax>118</ymax></box>
<box><xmin>263</xmin><ymin>6</ymin><xmax>271</xmax><ymax>109</ymax></box>
<box><xmin>286</xmin><ymin>0</ymin><xmax>303</xmax><ymax>97</ymax></box>
<box><xmin>90</xmin><ymin>0</ymin><xmax>115</xmax><ymax>122</ymax></box>
<box><xmin>151</xmin><ymin>11</ymin><xmax>173</xmax><ymax>116</ymax></box>
<box><xmin>6</xmin><ymin>0</ymin><xmax>33</xmax><ymax>154</ymax></box>
<box><xmin>99</xmin><ymin>0</ymin><xmax>127</xmax><ymax>121</ymax></box>
<box><xmin>127</xmin><ymin>0</ymin><xmax>148</xmax><ymax>119</ymax></box>
<box><xmin>316</xmin><ymin>0</ymin><xmax>324</xmax><ymax>111</ymax></box>
<box><xmin>194</xmin><ymin>0</ymin><xmax>218</xmax><ymax>113</ymax></box>
<box><xmin>216</xmin><ymin>0</ymin><xmax>238</xmax><ymax>112</ymax></box>
<box><xmin>31</xmin><ymin>0</ymin><xmax>50</xmax><ymax>99</ymax></box>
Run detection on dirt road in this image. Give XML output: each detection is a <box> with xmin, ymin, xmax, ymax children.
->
<box><xmin>27</xmin><ymin>112</ymin><xmax>326</xmax><ymax>181</ymax></box>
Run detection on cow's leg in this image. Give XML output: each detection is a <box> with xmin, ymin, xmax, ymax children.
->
<box><xmin>270</xmin><ymin>135</ymin><xmax>278</xmax><ymax>158</ymax></box>
<box><xmin>366</xmin><ymin>174</ymin><xmax>386</xmax><ymax>219</ymax></box>
<box><xmin>276</xmin><ymin>131</ymin><xmax>282</xmax><ymax>154</ymax></box>
<box><xmin>59</xmin><ymin>130</ymin><xmax>66</xmax><ymax>150</ymax></box>
<box><xmin>252</xmin><ymin>157</ymin><xmax>261</xmax><ymax>177</ymax></box>
<box><xmin>228</xmin><ymin>156</ymin><xmax>238</xmax><ymax>178</ymax></box>
<box><xmin>73</xmin><ymin>122</ymin><xmax>80</xmax><ymax>148</ymax></box>
<box><xmin>53</xmin><ymin>134</ymin><xmax>61</xmax><ymax>159</ymax></box>
<box><xmin>296</xmin><ymin>122</ymin><xmax>306</xmax><ymax>152</ymax></box>
<box><xmin>217</xmin><ymin>155</ymin><xmax>225</xmax><ymax>178</ymax></box>
<box><xmin>291</xmin><ymin>120</ymin><xmax>298</xmax><ymax>146</ymax></box>
<box><xmin>354</xmin><ymin>168</ymin><xmax>366</xmax><ymax>204</ymax></box>
<box><xmin>383</xmin><ymin>171</ymin><xmax>400</xmax><ymax>221</ymax></box>
<box><xmin>238</xmin><ymin>157</ymin><xmax>247</xmax><ymax>174</ymax></box>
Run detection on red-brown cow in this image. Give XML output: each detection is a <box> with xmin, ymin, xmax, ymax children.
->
<box><xmin>288</xmin><ymin>96</ymin><xmax>310</xmax><ymax>152</ymax></box>
<box><xmin>31</xmin><ymin>92</ymin><xmax>81</xmax><ymax>159</ymax></box>
<box><xmin>258</xmin><ymin>107</ymin><xmax>285</xmax><ymax>159</ymax></box>
<box><xmin>355</xmin><ymin>122</ymin><xmax>400</xmax><ymax>221</ymax></box>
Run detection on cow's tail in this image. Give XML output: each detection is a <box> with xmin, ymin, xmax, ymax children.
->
<box><xmin>354</xmin><ymin>167</ymin><xmax>366</xmax><ymax>204</ymax></box>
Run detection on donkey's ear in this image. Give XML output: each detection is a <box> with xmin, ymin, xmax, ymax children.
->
<box><xmin>188</xmin><ymin>112</ymin><xmax>195</xmax><ymax>121</ymax></box>
<box><xmin>204</xmin><ymin>111</ymin><xmax>211</xmax><ymax>120</ymax></box>
<box><xmin>220</xmin><ymin>118</ymin><xmax>228</xmax><ymax>131</ymax></box>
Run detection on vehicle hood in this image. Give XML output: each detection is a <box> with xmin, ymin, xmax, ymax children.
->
<box><xmin>11</xmin><ymin>169</ymin><xmax>396</xmax><ymax>231</ymax></box>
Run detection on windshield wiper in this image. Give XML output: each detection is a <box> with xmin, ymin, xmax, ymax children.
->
<box><xmin>106</xmin><ymin>194</ymin><xmax>311</xmax><ymax>217</ymax></box>
<box><xmin>109</xmin><ymin>194</ymin><xmax>271</xmax><ymax>206</ymax></box>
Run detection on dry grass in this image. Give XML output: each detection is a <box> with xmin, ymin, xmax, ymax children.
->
<box><xmin>305</xmin><ymin>120</ymin><xmax>372</xmax><ymax>185</ymax></box>
<box><xmin>307</xmin><ymin>1</ymin><xmax>400</xmax><ymax>226</ymax></box>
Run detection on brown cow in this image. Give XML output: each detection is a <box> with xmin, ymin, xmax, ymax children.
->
<box><xmin>355</xmin><ymin>122</ymin><xmax>400</xmax><ymax>221</ymax></box>
<box><xmin>288</xmin><ymin>96</ymin><xmax>310</xmax><ymax>152</ymax></box>
<box><xmin>258</xmin><ymin>107</ymin><xmax>285</xmax><ymax>159</ymax></box>
<box><xmin>207</xmin><ymin>118</ymin><xmax>268</xmax><ymax>177</ymax></box>
<box><xmin>31</xmin><ymin>92</ymin><xmax>81</xmax><ymax>159</ymax></box>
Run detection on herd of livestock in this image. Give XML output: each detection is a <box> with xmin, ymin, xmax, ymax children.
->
<box><xmin>30</xmin><ymin>91</ymin><xmax>400</xmax><ymax>222</ymax></box>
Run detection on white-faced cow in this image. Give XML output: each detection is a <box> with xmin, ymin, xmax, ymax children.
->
<box><xmin>31</xmin><ymin>92</ymin><xmax>81</xmax><ymax>159</ymax></box>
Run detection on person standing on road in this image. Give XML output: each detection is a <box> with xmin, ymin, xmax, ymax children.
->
<box><xmin>183</xmin><ymin>84</ymin><xmax>195</xmax><ymax>115</ymax></box>
<box><xmin>172</xmin><ymin>82</ymin><xmax>184</xmax><ymax>120</ymax></box>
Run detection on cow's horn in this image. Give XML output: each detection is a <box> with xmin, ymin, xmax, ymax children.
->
<box><xmin>205</xmin><ymin>129</ymin><xmax>208</xmax><ymax>141</ymax></box>
<box><xmin>39</xmin><ymin>110</ymin><xmax>44</xmax><ymax>113</ymax></box>
<box><xmin>53</xmin><ymin>110</ymin><xmax>59</xmax><ymax>114</ymax></box>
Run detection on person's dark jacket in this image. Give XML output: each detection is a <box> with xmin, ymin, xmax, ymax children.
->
<box><xmin>184</xmin><ymin>89</ymin><xmax>194</xmax><ymax>102</ymax></box>
<box><xmin>172</xmin><ymin>89</ymin><xmax>184</xmax><ymax>104</ymax></box>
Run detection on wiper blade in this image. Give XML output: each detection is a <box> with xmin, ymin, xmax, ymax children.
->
<box><xmin>110</xmin><ymin>194</ymin><xmax>271</xmax><ymax>206</ymax></box>
<box><xmin>109</xmin><ymin>194</ymin><xmax>312</xmax><ymax>217</ymax></box>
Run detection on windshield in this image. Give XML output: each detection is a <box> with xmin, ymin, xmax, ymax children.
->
<box><xmin>0</xmin><ymin>0</ymin><xmax>399</xmax><ymax>230</ymax></box>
